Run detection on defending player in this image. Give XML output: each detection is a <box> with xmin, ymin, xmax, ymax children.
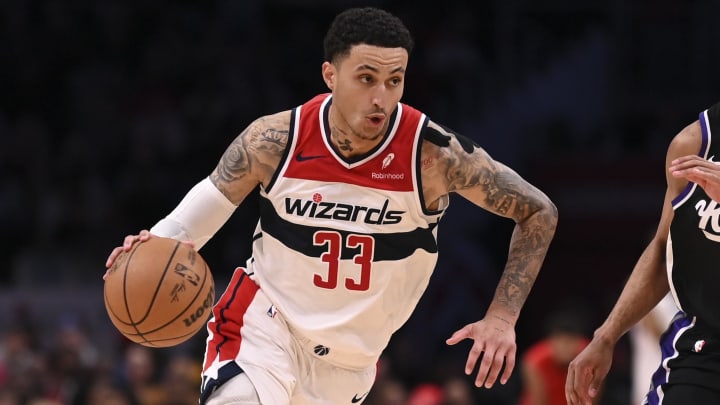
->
<box><xmin>566</xmin><ymin>101</ymin><xmax>720</xmax><ymax>405</ymax></box>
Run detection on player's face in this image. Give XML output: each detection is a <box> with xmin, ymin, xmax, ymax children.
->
<box><xmin>322</xmin><ymin>44</ymin><xmax>408</xmax><ymax>142</ymax></box>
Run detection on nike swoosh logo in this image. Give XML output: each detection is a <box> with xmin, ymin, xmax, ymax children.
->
<box><xmin>351</xmin><ymin>391</ymin><xmax>369</xmax><ymax>403</ymax></box>
<box><xmin>296</xmin><ymin>153</ymin><xmax>325</xmax><ymax>162</ymax></box>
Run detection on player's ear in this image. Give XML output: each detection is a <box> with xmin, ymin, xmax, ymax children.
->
<box><xmin>322</xmin><ymin>61</ymin><xmax>336</xmax><ymax>91</ymax></box>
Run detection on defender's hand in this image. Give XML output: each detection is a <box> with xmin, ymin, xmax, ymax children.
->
<box><xmin>565</xmin><ymin>338</ymin><xmax>613</xmax><ymax>405</ymax></box>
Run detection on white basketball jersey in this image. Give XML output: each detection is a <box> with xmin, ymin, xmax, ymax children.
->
<box><xmin>248</xmin><ymin>94</ymin><xmax>446</xmax><ymax>360</ymax></box>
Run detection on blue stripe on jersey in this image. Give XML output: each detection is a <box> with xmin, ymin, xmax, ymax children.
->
<box><xmin>645</xmin><ymin>313</ymin><xmax>694</xmax><ymax>405</ymax></box>
<box><xmin>258</xmin><ymin>196</ymin><xmax>438</xmax><ymax>260</ymax></box>
<box><xmin>671</xmin><ymin>109</ymin><xmax>711</xmax><ymax>207</ymax></box>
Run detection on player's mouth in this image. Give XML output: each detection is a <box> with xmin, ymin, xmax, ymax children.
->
<box><xmin>367</xmin><ymin>114</ymin><xmax>385</xmax><ymax>127</ymax></box>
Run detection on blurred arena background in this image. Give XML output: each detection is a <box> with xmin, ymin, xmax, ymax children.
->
<box><xmin>1</xmin><ymin>0</ymin><xmax>719</xmax><ymax>403</ymax></box>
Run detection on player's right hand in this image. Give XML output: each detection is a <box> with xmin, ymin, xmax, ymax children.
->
<box><xmin>103</xmin><ymin>230</ymin><xmax>153</xmax><ymax>279</ymax></box>
<box><xmin>565</xmin><ymin>337</ymin><xmax>613</xmax><ymax>405</ymax></box>
<box><xmin>670</xmin><ymin>155</ymin><xmax>720</xmax><ymax>201</ymax></box>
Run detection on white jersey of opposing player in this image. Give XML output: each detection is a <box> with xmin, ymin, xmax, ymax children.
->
<box><xmin>248</xmin><ymin>93</ymin><xmax>446</xmax><ymax>362</ymax></box>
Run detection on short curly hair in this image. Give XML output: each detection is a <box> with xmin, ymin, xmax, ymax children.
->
<box><xmin>323</xmin><ymin>7</ymin><xmax>414</xmax><ymax>63</ymax></box>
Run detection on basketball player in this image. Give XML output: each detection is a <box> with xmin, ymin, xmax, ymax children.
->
<box><xmin>105</xmin><ymin>7</ymin><xmax>558</xmax><ymax>404</ymax></box>
<box><xmin>565</xmin><ymin>101</ymin><xmax>720</xmax><ymax>405</ymax></box>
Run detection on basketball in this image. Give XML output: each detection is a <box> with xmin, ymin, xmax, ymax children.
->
<box><xmin>104</xmin><ymin>237</ymin><xmax>215</xmax><ymax>348</ymax></box>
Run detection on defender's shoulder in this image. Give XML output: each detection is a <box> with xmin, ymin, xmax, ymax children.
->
<box><xmin>667</xmin><ymin>120</ymin><xmax>702</xmax><ymax>162</ymax></box>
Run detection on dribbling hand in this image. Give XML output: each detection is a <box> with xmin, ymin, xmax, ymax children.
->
<box><xmin>104</xmin><ymin>230</ymin><xmax>154</xmax><ymax>280</ymax></box>
<box><xmin>104</xmin><ymin>231</ymin><xmax>196</xmax><ymax>280</ymax></box>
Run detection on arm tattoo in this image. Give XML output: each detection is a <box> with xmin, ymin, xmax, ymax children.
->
<box><xmin>211</xmin><ymin>128</ymin><xmax>252</xmax><ymax>192</ymax></box>
<box><xmin>447</xmin><ymin>153</ymin><xmax>538</xmax><ymax>220</ymax></box>
<box><xmin>444</xmin><ymin>141</ymin><xmax>557</xmax><ymax>316</ymax></box>
<box><xmin>210</xmin><ymin>121</ymin><xmax>288</xmax><ymax>195</ymax></box>
<box><xmin>496</xmin><ymin>191</ymin><xmax>557</xmax><ymax>315</ymax></box>
<box><xmin>256</xmin><ymin>127</ymin><xmax>287</xmax><ymax>153</ymax></box>
<box><xmin>480</xmin><ymin>171</ymin><xmax>537</xmax><ymax>218</ymax></box>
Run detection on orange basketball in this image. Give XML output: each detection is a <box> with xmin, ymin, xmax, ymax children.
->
<box><xmin>104</xmin><ymin>237</ymin><xmax>215</xmax><ymax>347</ymax></box>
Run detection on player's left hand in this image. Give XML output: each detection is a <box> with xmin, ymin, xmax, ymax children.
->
<box><xmin>445</xmin><ymin>316</ymin><xmax>516</xmax><ymax>388</ymax></box>
<box><xmin>670</xmin><ymin>155</ymin><xmax>720</xmax><ymax>201</ymax></box>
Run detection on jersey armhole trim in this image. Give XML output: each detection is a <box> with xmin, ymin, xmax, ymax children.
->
<box><xmin>265</xmin><ymin>107</ymin><xmax>299</xmax><ymax>194</ymax></box>
<box><xmin>415</xmin><ymin>116</ymin><xmax>446</xmax><ymax>216</ymax></box>
<box><xmin>672</xmin><ymin>110</ymin><xmax>711</xmax><ymax>208</ymax></box>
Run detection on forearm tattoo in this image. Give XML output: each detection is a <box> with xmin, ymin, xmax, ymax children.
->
<box><xmin>446</xmin><ymin>146</ymin><xmax>557</xmax><ymax>316</ymax></box>
<box><xmin>496</xmin><ymin>180</ymin><xmax>556</xmax><ymax>315</ymax></box>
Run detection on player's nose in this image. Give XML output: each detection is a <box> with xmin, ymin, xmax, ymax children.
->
<box><xmin>370</xmin><ymin>84</ymin><xmax>390</xmax><ymax>110</ymax></box>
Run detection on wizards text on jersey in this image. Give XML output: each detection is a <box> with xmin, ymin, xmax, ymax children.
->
<box><xmin>284</xmin><ymin>197</ymin><xmax>404</xmax><ymax>225</ymax></box>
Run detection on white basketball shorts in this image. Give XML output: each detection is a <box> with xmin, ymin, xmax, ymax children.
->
<box><xmin>200</xmin><ymin>268</ymin><xmax>377</xmax><ymax>404</ymax></box>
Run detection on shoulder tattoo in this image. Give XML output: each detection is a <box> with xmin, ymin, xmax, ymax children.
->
<box><xmin>211</xmin><ymin>117</ymin><xmax>288</xmax><ymax>190</ymax></box>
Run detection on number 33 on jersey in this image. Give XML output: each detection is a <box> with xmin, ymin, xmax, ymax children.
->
<box><xmin>247</xmin><ymin>93</ymin><xmax>445</xmax><ymax>355</ymax></box>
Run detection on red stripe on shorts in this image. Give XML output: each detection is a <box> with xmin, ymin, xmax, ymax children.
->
<box><xmin>204</xmin><ymin>269</ymin><xmax>259</xmax><ymax>371</ymax></box>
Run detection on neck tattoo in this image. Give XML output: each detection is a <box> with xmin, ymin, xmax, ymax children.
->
<box><xmin>337</xmin><ymin>138</ymin><xmax>353</xmax><ymax>151</ymax></box>
<box><xmin>331</xmin><ymin>126</ymin><xmax>354</xmax><ymax>152</ymax></box>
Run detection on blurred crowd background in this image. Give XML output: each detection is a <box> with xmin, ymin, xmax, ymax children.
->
<box><xmin>2</xmin><ymin>0</ymin><xmax>719</xmax><ymax>404</ymax></box>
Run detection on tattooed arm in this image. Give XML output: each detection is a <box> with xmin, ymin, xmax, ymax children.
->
<box><xmin>104</xmin><ymin>111</ymin><xmax>291</xmax><ymax>269</ymax></box>
<box><xmin>421</xmin><ymin>120</ymin><xmax>558</xmax><ymax>389</ymax></box>
<box><xmin>210</xmin><ymin>111</ymin><xmax>291</xmax><ymax>203</ymax></box>
<box><xmin>421</xmin><ymin>120</ymin><xmax>557</xmax><ymax>320</ymax></box>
